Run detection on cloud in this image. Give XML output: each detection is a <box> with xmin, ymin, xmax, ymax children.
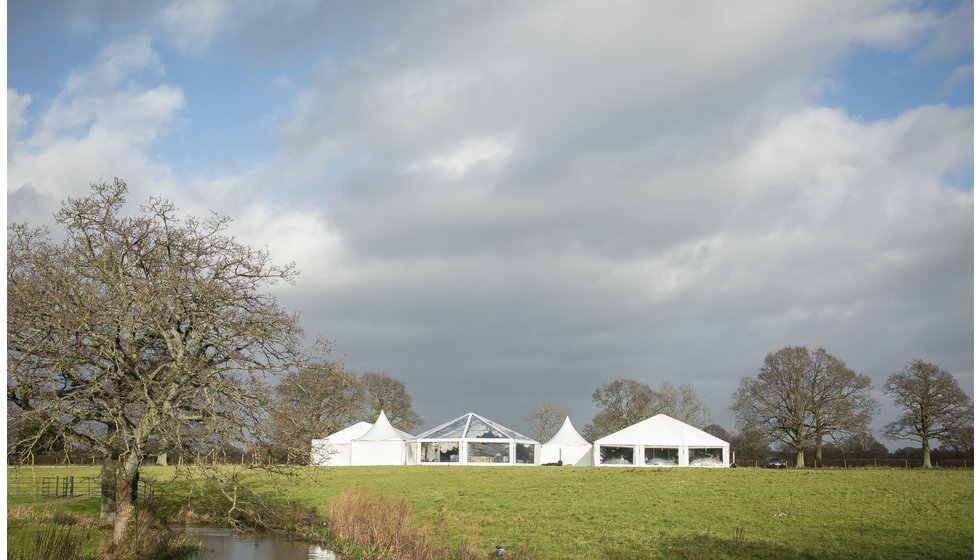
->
<box><xmin>7</xmin><ymin>1</ymin><xmax>972</xmax><ymax>437</ymax></box>
<box><xmin>7</xmin><ymin>37</ymin><xmax>183</xmax><ymax>225</ymax></box>
<box><xmin>157</xmin><ymin>0</ymin><xmax>230</xmax><ymax>54</ymax></box>
<box><xmin>219</xmin><ymin>3</ymin><xmax>972</xmax><ymax>431</ymax></box>
<box><xmin>7</xmin><ymin>90</ymin><xmax>32</xmax><ymax>157</ymax></box>
<box><xmin>31</xmin><ymin>35</ymin><xmax>172</xmax><ymax>146</ymax></box>
<box><xmin>917</xmin><ymin>0</ymin><xmax>973</xmax><ymax>61</ymax></box>
<box><xmin>406</xmin><ymin>135</ymin><xmax>515</xmax><ymax>178</ymax></box>
<box><xmin>290</xmin><ymin>99</ymin><xmax>971</xmax><ymax>429</ymax></box>
<box><xmin>944</xmin><ymin>64</ymin><xmax>973</xmax><ymax>91</ymax></box>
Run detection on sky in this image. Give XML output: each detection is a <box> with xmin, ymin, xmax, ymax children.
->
<box><xmin>6</xmin><ymin>1</ymin><xmax>974</xmax><ymax>448</ymax></box>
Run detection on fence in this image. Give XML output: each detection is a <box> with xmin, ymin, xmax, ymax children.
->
<box><xmin>7</xmin><ymin>454</ymin><xmax>165</xmax><ymax>467</ymax></box>
<box><xmin>734</xmin><ymin>458</ymin><xmax>973</xmax><ymax>469</ymax></box>
<box><xmin>7</xmin><ymin>475</ymin><xmax>159</xmax><ymax>502</ymax></box>
<box><xmin>7</xmin><ymin>476</ymin><xmax>99</xmax><ymax>501</ymax></box>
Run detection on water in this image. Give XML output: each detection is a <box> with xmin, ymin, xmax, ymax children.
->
<box><xmin>178</xmin><ymin>527</ymin><xmax>336</xmax><ymax>560</ymax></box>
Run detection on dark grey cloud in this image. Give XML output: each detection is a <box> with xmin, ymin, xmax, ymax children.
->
<box><xmin>8</xmin><ymin>1</ymin><xmax>972</xmax><ymax>444</ymax></box>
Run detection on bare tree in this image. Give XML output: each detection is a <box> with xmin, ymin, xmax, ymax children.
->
<box><xmin>652</xmin><ymin>382</ymin><xmax>710</xmax><ymax>427</ymax></box>
<box><xmin>7</xmin><ymin>180</ymin><xmax>326</xmax><ymax>542</ymax></box>
<box><xmin>838</xmin><ymin>432</ymin><xmax>890</xmax><ymax>459</ymax></box>
<box><xmin>940</xmin><ymin>424</ymin><xmax>974</xmax><ymax>456</ymax></box>
<box><xmin>701</xmin><ymin>424</ymin><xmax>731</xmax><ymax>441</ymax></box>
<box><xmin>732</xmin><ymin>346</ymin><xmax>878</xmax><ymax>468</ymax></box>
<box><xmin>728</xmin><ymin>428</ymin><xmax>773</xmax><ymax>462</ymax></box>
<box><xmin>272</xmin><ymin>361</ymin><xmax>364</xmax><ymax>462</ymax></box>
<box><xmin>583</xmin><ymin>379</ymin><xmax>656</xmax><ymax>440</ymax></box>
<box><xmin>882</xmin><ymin>359</ymin><xmax>973</xmax><ymax>468</ymax></box>
<box><xmin>732</xmin><ymin>347</ymin><xmax>806</xmax><ymax>467</ymax></box>
<box><xmin>806</xmin><ymin>349</ymin><xmax>878</xmax><ymax>466</ymax></box>
<box><xmin>521</xmin><ymin>402</ymin><xmax>569</xmax><ymax>443</ymax></box>
<box><xmin>360</xmin><ymin>372</ymin><xmax>422</xmax><ymax>432</ymax></box>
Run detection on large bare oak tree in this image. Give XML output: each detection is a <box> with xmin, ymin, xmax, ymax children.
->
<box><xmin>731</xmin><ymin>346</ymin><xmax>876</xmax><ymax>468</ymax></box>
<box><xmin>7</xmin><ymin>179</ymin><xmax>326</xmax><ymax>542</ymax></box>
<box><xmin>882</xmin><ymin>359</ymin><xmax>973</xmax><ymax>468</ymax></box>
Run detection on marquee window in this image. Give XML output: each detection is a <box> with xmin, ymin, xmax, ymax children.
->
<box><xmin>421</xmin><ymin>441</ymin><xmax>459</xmax><ymax>463</ymax></box>
<box><xmin>689</xmin><ymin>447</ymin><xmax>724</xmax><ymax>466</ymax></box>
<box><xmin>516</xmin><ymin>443</ymin><xmax>535</xmax><ymax>464</ymax></box>
<box><xmin>467</xmin><ymin>442</ymin><xmax>510</xmax><ymax>463</ymax></box>
<box><xmin>599</xmin><ymin>445</ymin><xmax>634</xmax><ymax>465</ymax></box>
<box><xmin>644</xmin><ymin>447</ymin><xmax>679</xmax><ymax>466</ymax></box>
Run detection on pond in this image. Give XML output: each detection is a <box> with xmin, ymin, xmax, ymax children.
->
<box><xmin>177</xmin><ymin>527</ymin><xmax>336</xmax><ymax>560</ymax></box>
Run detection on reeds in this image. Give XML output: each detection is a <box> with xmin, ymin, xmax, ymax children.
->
<box><xmin>327</xmin><ymin>487</ymin><xmax>538</xmax><ymax>560</ymax></box>
<box><xmin>329</xmin><ymin>486</ymin><xmax>447</xmax><ymax>559</ymax></box>
<box><xmin>7</xmin><ymin>525</ymin><xmax>84</xmax><ymax>560</ymax></box>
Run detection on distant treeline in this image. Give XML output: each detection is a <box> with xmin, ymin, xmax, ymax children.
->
<box><xmin>10</xmin><ymin>444</ymin><xmax>973</xmax><ymax>469</ymax></box>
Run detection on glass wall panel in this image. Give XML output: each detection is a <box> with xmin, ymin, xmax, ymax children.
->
<box><xmin>644</xmin><ymin>447</ymin><xmax>679</xmax><ymax>466</ymax></box>
<box><xmin>689</xmin><ymin>447</ymin><xmax>724</xmax><ymax>466</ymax></box>
<box><xmin>516</xmin><ymin>443</ymin><xmax>535</xmax><ymax>464</ymax></box>
<box><xmin>420</xmin><ymin>442</ymin><xmax>460</xmax><ymax>463</ymax></box>
<box><xmin>599</xmin><ymin>445</ymin><xmax>634</xmax><ymax>465</ymax></box>
<box><xmin>467</xmin><ymin>442</ymin><xmax>510</xmax><ymax>463</ymax></box>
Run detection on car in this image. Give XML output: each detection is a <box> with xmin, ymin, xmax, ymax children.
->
<box><xmin>761</xmin><ymin>457</ymin><xmax>787</xmax><ymax>469</ymax></box>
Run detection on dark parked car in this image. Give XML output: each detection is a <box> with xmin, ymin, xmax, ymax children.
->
<box><xmin>761</xmin><ymin>457</ymin><xmax>787</xmax><ymax>469</ymax></box>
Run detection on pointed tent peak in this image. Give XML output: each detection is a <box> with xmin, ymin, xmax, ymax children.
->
<box><xmin>358</xmin><ymin>410</ymin><xmax>411</xmax><ymax>441</ymax></box>
<box><xmin>545</xmin><ymin>416</ymin><xmax>590</xmax><ymax>446</ymax></box>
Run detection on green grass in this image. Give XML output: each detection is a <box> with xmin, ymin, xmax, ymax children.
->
<box><xmin>6</xmin><ymin>494</ymin><xmax>104</xmax><ymax>560</ymax></box>
<box><xmin>8</xmin><ymin>465</ymin><xmax>974</xmax><ymax>559</ymax></box>
<box><xmin>279</xmin><ymin>466</ymin><xmax>974</xmax><ymax>559</ymax></box>
<box><xmin>6</xmin><ymin>524</ymin><xmax>103</xmax><ymax>560</ymax></box>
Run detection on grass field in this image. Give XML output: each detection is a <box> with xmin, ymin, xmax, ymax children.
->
<box><xmin>7</xmin><ymin>495</ymin><xmax>106</xmax><ymax>559</ymax></box>
<box><xmin>7</xmin><ymin>465</ymin><xmax>974</xmax><ymax>559</ymax></box>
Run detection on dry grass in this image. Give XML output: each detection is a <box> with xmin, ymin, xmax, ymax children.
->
<box><xmin>329</xmin><ymin>486</ymin><xmax>455</xmax><ymax>559</ymax></box>
<box><xmin>328</xmin><ymin>486</ymin><xmax>537</xmax><ymax>560</ymax></box>
<box><xmin>7</xmin><ymin>504</ymin><xmax>100</xmax><ymax>529</ymax></box>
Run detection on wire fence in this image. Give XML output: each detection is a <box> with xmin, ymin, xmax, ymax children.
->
<box><xmin>7</xmin><ymin>475</ymin><xmax>159</xmax><ymax>502</ymax></box>
<box><xmin>734</xmin><ymin>457</ymin><xmax>973</xmax><ymax>469</ymax></box>
<box><xmin>7</xmin><ymin>476</ymin><xmax>99</xmax><ymax>501</ymax></box>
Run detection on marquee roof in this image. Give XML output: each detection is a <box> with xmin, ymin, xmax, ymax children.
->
<box><xmin>317</xmin><ymin>421</ymin><xmax>372</xmax><ymax>443</ymax></box>
<box><xmin>594</xmin><ymin>414</ymin><xmax>728</xmax><ymax>447</ymax></box>
<box><xmin>416</xmin><ymin>412</ymin><xmax>537</xmax><ymax>442</ymax></box>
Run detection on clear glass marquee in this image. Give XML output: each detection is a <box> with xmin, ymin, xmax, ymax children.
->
<box><xmin>415</xmin><ymin>413</ymin><xmax>539</xmax><ymax>465</ymax></box>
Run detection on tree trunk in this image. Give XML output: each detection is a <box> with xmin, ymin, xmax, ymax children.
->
<box><xmin>921</xmin><ymin>440</ymin><xmax>932</xmax><ymax>469</ymax></box>
<box><xmin>130</xmin><ymin>468</ymin><xmax>140</xmax><ymax>502</ymax></box>
<box><xmin>795</xmin><ymin>448</ymin><xmax>805</xmax><ymax>468</ymax></box>
<box><xmin>99</xmin><ymin>458</ymin><xmax>117</xmax><ymax>527</ymax></box>
<box><xmin>112</xmin><ymin>452</ymin><xmax>143</xmax><ymax>543</ymax></box>
<box><xmin>815</xmin><ymin>433</ymin><xmax>823</xmax><ymax>468</ymax></box>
